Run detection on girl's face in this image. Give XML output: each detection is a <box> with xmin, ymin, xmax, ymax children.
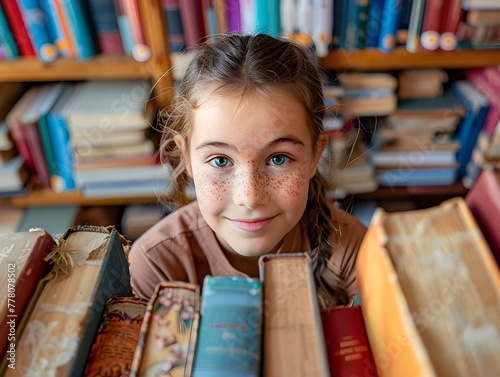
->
<box><xmin>186</xmin><ymin>89</ymin><xmax>325</xmax><ymax>258</ymax></box>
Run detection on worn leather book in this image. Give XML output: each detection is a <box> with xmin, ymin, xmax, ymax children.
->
<box><xmin>83</xmin><ymin>296</ymin><xmax>148</xmax><ymax>377</ymax></box>
<box><xmin>259</xmin><ymin>253</ymin><xmax>329</xmax><ymax>377</ymax></box>
<box><xmin>0</xmin><ymin>229</ymin><xmax>56</xmax><ymax>359</ymax></box>
<box><xmin>130</xmin><ymin>281</ymin><xmax>200</xmax><ymax>377</ymax></box>
<box><xmin>5</xmin><ymin>225</ymin><xmax>132</xmax><ymax>377</ymax></box>
<box><xmin>356</xmin><ymin>197</ymin><xmax>500</xmax><ymax>376</ymax></box>
<box><xmin>321</xmin><ymin>305</ymin><xmax>378</xmax><ymax>377</ymax></box>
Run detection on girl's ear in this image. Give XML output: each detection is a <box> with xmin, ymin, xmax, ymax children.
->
<box><xmin>309</xmin><ymin>133</ymin><xmax>329</xmax><ymax>178</ymax></box>
<box><xmin>175</xmin><ymin>136</ymin><xmax>193</xmax><ymax>177</ymax></box>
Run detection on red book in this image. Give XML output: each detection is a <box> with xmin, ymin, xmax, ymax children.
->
<box><xmin>420</xmin><ymin>0</ymin><xmax>445</xmax><ymax>51</ymax></box>
<box><xmin>1</xmin><ymin>0</ymin><xmax>36</xmax><ymax>56</ymax></box>
<box><xmin>438</xmin><ymin>0</ymin><xmax>463</xmax><ymax>51</ymax></box>
<box><xmin>465</xmin><ymin>167</ymin><xmax>500</xmax><ymax>265</ymax></box>
<box><xmin>321</xmin><ymin>306</ymin><xmax>378</xmax><ymax>377</ymax></box>
<box><xmin>0</xmin><ymin>229</ymin><xmax>56</xmax><ymax>358</ymax></box>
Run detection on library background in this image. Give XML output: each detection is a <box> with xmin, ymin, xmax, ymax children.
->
<box><xmin>0</xmin><ymin>0</ymin><xmax>500</xmax><ymax>376</ymax></box>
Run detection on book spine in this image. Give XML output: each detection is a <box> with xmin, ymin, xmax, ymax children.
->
<box><xmin>86</xmin><ymin>0</ymin><xmax>124</xmax><ymax>54</ymax></box>
<box><xmin>213</xmin><ymin>0</ymin><xmax>228</xmax><ymax>33</ymax></box>
<box><xmin>419</xmin><ymin>0</ymin><xmax>445</xmax><ymax>51</ymax></box>
<box><xmin>259</xmin><ymin>253</ymin><xmax>330</xmax><ymax>376</ymax></box>
<box><xmin>406</xmin><ymin>0</ymin><xmax>426</xmax><ymax>52</ymax></box>
<box><xmin>452</xmin><ymin>80</ymin><xmax>490</xmax><ymax>179</ymax></box>
<box><xmin>365</xmin><ymin>0</ymin><xmax>385</xmax><ymax>47</ymax></box>
<box><xmin>121</xmin><ymin>0</ymin><xmax>150</xmax><ymax>61</ymax></box>
<box><xmin>178</xmin><ymin>0</ymin><xmax>205</xmax><ymax>48</ymax></box>
<box><xmin>192</xmin><ymin>276</ymin><xmax>263</xmax><ymax>376</ymax></box>
<box><xmin>240</xmin><ymin>0</ymin><xmax>256</xmax><ymax>35</ymax></box>
<box><xmin>17</xmin><ymin>0</ymin><xmax>58</xmax><ymax>62</ymax></box>
<box><xmin>395</xmin><ymin>0</ymin><xmax>414</xmax><ymax>46</ymax></box>
<box><xmin>51</xmin><ymin>0</ymin><xmax>77</xmax><ymax>58</ymax></box>
<box><xmin>46</xmin><ymin>106</ymin><xmax>77</xmax><ymax>192</ymax></box>
<box><xmin>1</xmin><ymin>0</ymin><xmax>36</xmax><ymax>56</ymax></box>
<box><xmin>438</xmin><ymin>0</ymin><xmax>463</xmax><ymax>51</ymax></box>
<box><xmin>83</xmin><ymin>296</ymin><xmax>147</xmax><ymax>377</ymax></box>
<box><xmin>321</xmin><ymin>306</ymin><xmax>378</xmax><ymax>377</ymax></box>
<box><xmin>60</xmin><ymin>0</ymin><xmax>96</xmax><ymax>60</ymax></box>
<box><xmin>312</xmin><ymin>0</ymin><xmax>334</xmax><ymax>57</ymax></box>
<box><xmin>226</xmin><ymin>0</ymin><xmax>241</xmax><ymax>32</ymax></box>
<box><xmin>0</xmin><ymin>4</ymin><xmax>20</xmax><ymax>59</ymax></box>
<box><xmin>378</xmin><ymin>0</ymin><xmax>403</xmax><ymax>52</ymax></box>
<box><xmin>130</xmin><ymin>282</ymin><xmax>200</xmax><ymax>377</ymax></box>
<box><xmin>163</xmin><ymin>0</ymin><xmax>186</xmax><ymax>52</ymax></box>
<box><xmin>280</xmin><ymin>0</ymin><xmax>296</xmax><ymax>38</ymax></box>
<box><xmin>331</xmin><ymin>0</ymin><xmax>343</xmax><ymax>48</ymax></box>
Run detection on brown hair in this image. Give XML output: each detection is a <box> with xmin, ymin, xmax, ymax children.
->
<box><xmin>159</xmin><ymin>34</ymin><xmax>348</xmax><ymax>308</ymax></box>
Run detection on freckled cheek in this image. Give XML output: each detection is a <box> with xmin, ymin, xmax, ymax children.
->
<box><xmin>192</xmin><ymin>171</ymin><xmax>231</xmax><ymax>204</ymax></box>
<box><xmin>270</xmin><ymin>169</ymin><xmax>310</xmax><ymax>208</ymax></box>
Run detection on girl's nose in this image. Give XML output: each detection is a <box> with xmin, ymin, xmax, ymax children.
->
<box><xmin>233</xmin><ymin>167</ymin><xmax>269</xmax><ymax>209</ymax></box>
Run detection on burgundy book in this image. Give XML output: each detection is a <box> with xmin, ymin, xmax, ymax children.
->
<box><xmin>0</xmin><ymin>229</ymin><xmax>56</xmax><ymax>358</ymax></box>
<box><xmin>465</xmin><ymin>167</ymin><xmax>500</xmax><ymax>265</ymax></box>
<box><xmin>0</xmin><ymin>0</ymin><xmax>36</xmax><ymax>56</ymax></box>
<box><xmin>321</xmin><ymin>306</ymin><xmax>378</xmax><ymax>377</ymax></box>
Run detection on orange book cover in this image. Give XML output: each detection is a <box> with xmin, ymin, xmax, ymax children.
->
<box><xmin>356</xmin><ymin>197</ymin><xmax>500</xmax><ymax>376</ymax></box>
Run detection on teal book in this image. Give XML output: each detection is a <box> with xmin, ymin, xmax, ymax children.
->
<box><xmin>0</xmin><ymin>4</ymin><xmax>19</xmax><ymax>59</ymax></box>
<box><xmin>192</xmin><ymin>276</ymin><xmax>263</xmax><ymax>377</ymax></box>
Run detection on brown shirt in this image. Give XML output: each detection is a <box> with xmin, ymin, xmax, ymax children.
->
<box><xmin>129</xmin><ymin>201</ymin><xmax>366</xmax><ymax>301</ymax></box>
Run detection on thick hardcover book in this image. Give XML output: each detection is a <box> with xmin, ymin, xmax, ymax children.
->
<box><xmin>163</xmin><ymin>0</ymin><xmax>186</xmax><ymax>53</ymax></box>
<box><xmin>83</xmin><ymin>296</ymin><xmax>148</xmax><ymax>377</ymax></box>
<box><xmin>0</xmin><ymin>229</ymin><xmax>56</xmax><ymax>358</ymax></box>
<box><xmin>259</xmin><ymin>253</ymin><xmax>329</xmax><ymax>377</ymax></box>
<box><xmin>321</xmin><ymin>306</ymin><xmax>377</xmax><ymax>377</ymax></box>
<box><xmin>378</xmin><ymin>0</ymin><xmax>403</xmax><ymax>52</ymax></box>
<box><xmin>356</xmin><ymin>197</ymin><xmax>500</xmax><ymax>376</ymax></box>
<box><xmin>130</xmin><ymin>281</ymin><xmax>201</xmax><ymax>377</ymax></box>
<box><xmin>5</xmin><ymin>225</ymin><xmax>132</xmax><ymax>377</ymax></box>
<box><xmin>192</xmin><ymin>276</ymin><xmax>263</xmax><ymax>376</ymax></box>
<box><xmin>419</xmin><ymin>0</ymin><xmax>444</xmax><ymax>51</ymax></box>
<box><xmin>60</xmin><ymin>0</ymin><xmax>97</xmax><ymax>60</ymax></box>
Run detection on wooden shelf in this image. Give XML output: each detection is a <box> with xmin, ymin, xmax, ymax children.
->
<box><xmin>353</xmin><ymin>182</ymin><xmax>468</xmax><ymax>201</ymax></box>
<box><xmin>0</xmin><ymin>54</ymin><xmax>149</xmax><ymax>81</ymax></box>
<box><xmin>320</xmin><ymin>48</ymin><xmax>500</xmax><ymax>71</ymax></box>
<box><xmin>0</xmin><ymin>188</ymin><xmax>157</xmax><ymax>207</ymax></box>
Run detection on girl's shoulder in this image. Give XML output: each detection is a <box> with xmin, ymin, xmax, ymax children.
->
<box><xmin>131</xmin><ymin>201</ymin><xmax>210</xmax><ymax>251</ymax></box>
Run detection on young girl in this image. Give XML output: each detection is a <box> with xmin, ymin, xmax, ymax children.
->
<box><xmin>129</xmin><ymin>33</ymin><xmax>366</xmax><ymax>308</ymax></box>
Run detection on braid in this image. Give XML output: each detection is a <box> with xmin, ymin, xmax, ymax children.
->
<box><xmin>307</xmin><ymin>172</ymin><xmax>350</xmax><ymax>309</ymax></box>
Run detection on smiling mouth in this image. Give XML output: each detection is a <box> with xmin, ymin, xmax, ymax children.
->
<box><xmin>230</xmin><ymin>216</ymin><xmax>276</xmax><ymax>233</ymax></box>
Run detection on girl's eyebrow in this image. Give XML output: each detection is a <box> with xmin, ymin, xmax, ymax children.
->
<box><xmin>196</xmin><ymin>136</ymin><xmax>305</xmax><ymax>151</ymax></box>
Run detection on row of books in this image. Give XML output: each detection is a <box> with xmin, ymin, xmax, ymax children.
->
<box><xmin>0</xmin><ymin>0</ymin><xmax>150</xmax><ymax>62</ymax></box>
<box><xmin>0</xmin><ymin>224</ymin><xmax>367</xmax><ymax>376</ymax></box>
<box><xmin>2</xmin><ymin>167</ymin><xmax>499</xmax><ymax>376</ymax></box>
<box><xmin>324</xmin><ymin>66</ymin><xmax>500</xmax><ymax>192</ymax></box>
<box><xmin>163</xmin><ymin>0</ymin><xmax>500</xmax><ymax>59</ymax></box>
<box><xmin>0</xmin><ymin>79</ymin><xmax>172</xmax><ymax>199</ymax></box>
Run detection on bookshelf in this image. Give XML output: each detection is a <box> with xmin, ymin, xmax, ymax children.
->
<box><xmin>1</xmin><ymin>0</ymin><xmax>500</xmax><ymax>209</ymax></box>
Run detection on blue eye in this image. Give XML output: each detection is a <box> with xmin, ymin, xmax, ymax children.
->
<box><xmin>210</xmin><ymin>156</ymin><xmax>232</xmax><ymax>168</ymax></box>
<box><xmin>269</xmin><ymin>155</ymin><xmax>290</xmax><ymax>166</ymax></box>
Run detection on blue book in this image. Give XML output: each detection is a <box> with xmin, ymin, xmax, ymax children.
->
<box><xmin>18</xmin><ymin>0</ymin><xmax>58</xmax><ymax>62</ymax></box>
<box><xmin>331</xmin><ymin>0</ymin><xmax>344</xmax><ymax>49</ymax></box>
<box><xmin>365</xmin><ymin>0</ymin><xmax>384</xmax><ymax>47</ymax></box>
<box><xmin>452</xmin><ymin>80</ymin><xmax>490</xmax><ymax>180</ymax></box>
<box><xmin>378</xmin><ymin>0</ymin><xmax>403</xmax><ymax>52</ymax></box>
<box><xmin>45</xmin><ymin>84</ymin><xmax>77</xmax><ymax>192</ymax></box>
<box><xmin>60</xmin><ymin>0</ymin><xmax>96</xmax><ymax>59</ymax></box>
<box><xmin>376</xmin><ymin>168</ymin><xmax>457</xmax><ymax>187</ymax></box>
<box><xmin>162</xmin><ymin>0</ymin><xmax>186</xmax><ymax>52</ymax></box>
<box><xmin>193</xmin><ymin>276</ymin><xmax>263</xmax><ymax>377</ymax></box>
<box><xmin>0</xmin><ymin>4</ymin><xmax>20</xmax><ymax>59</ymax></box>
